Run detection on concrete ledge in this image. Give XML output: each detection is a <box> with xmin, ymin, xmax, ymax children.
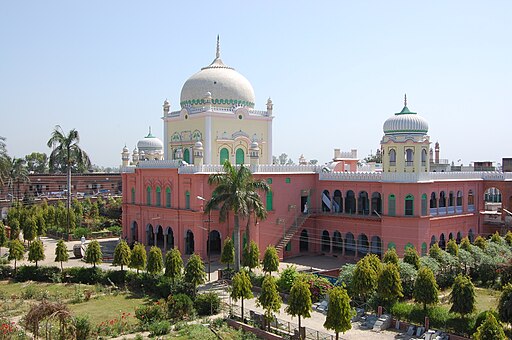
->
<box><xmin>227</xmin><ymin>319</ymin><xmax>285</xmax><ymax>340</ymax></box>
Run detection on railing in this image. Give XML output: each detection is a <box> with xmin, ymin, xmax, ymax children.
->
<box><xmin>319</xmin><ymin>171</ymin><xmax>382</xmax><ymax>181</ymax></box>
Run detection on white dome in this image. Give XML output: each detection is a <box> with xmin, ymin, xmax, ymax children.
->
<box><xmin>137</xmin><ymin>132</ymin><xmax>163</xmax><ymax>151</ymax></box>
<box><xmin>383</xmin><ymin>106</ymin><xmax>428</xmax><ymax>135</ymax></box>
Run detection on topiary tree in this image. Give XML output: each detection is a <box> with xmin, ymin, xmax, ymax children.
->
<box><xmin>351</xmin><ymin>255</ymin><xmax>379</xmax><ymax>302</ymax></box>
<box><xmin>429</xmin><ymin>243</ymin><xmax>443</xmax><ymax>261</ymax></box>
<box><xmin>231</xmin><ymin>270</ymin><xmax>253</xmax><ymax>321</ymax></box>
<box><xmin>8</xmin><ymin>239</ymin><xmax>24</xmax><ymax>272</ymax></box>
<box><xmin>113</xmin><ymin>239</ymin><xmax>131</xmax><ymax>271</ymax></box>
<box><xmin>28</xmin><ymin>239</ymin><xmax>45</xmax><ymax>268</ymax></box>
<box><xmin>473</xmin><ymin>313</ymin><xmax>506</xmax><ymax>340</ymax></box>
<box><xmin>450</xmin><ymin>274</ymin><xmax>475</xmax><ymax>317</ymax></box>
<box><xmin>184</xmin><ymin>253</ymin><xmax>206</xmax><ymax>295</ymax></box>
<box><xmin>84</xmin><ymin>240</ymin><xmax>102</xmax><ymax>268</ymax></box>
<box><xmin>498</xmin><ymin>283</ymin><xmax>512</xmax><ymax>325</ymax></box>
<box><xmin>414</xmin><ymin>267</ymin><xmax>439</xmax><ymax>311</ymax></box>
<box><xmin>147</xmin><ymin>246</ymin><xmax>163</xmax><ymax>274</ymax></box>
<box><xmin>377</xmin><ymin>263</ymin><xmax>403</xmax><ymax>307</ymax></box>
<box><xmin>460</xmin><ymin>236</ymin><xmax>471</xmax><ymax>251</ymax></box>
<box><xmin>277</xmin><ymin>264</ymin><xmax>299</xmax><ymax>293</ymax></box>
<box><xmin>446</xmin><ymin>239</ymin><xmax>459</xmax><ymax>256</ymax></box>
<box><xmin>285</xmin><ymin>278</ymin><xmax>311</xmax><ymax>337</ymax></box>
<box><xmin>129</xmin><ymin>243</ymin><xmax>146</xmax><ymax>274</ymax></box>
<box><xmin>242</xmin><ymin>240</ymin><xmax>260</xmax><ymax>273</ymax></box>
<box><xmin>54</xmin><ymin>239</ymin><xmax>68</xmax><ymax>271</ymax></box>
<box><xmin>257</xmin><ymin>275</ymin><xmax>282</xmax><ymax>331</ymax></box>
<box><xmin>382</xmin><ymin>248</ymin><xmax>399</xmax><ymax>265</ymax></box>
<box><xmin>165</xmin><ymin>248</ymin><xmax>183</xmax><ymax>283</ymax></box>
<box><xmin>403</xmin><ymin>246</ymin><xmax>420</xmax><ymax>270</ymax></box>
<box><xmin>324</xmin><ymin>286</ymin><xmax>353</xmax><ymax>340</ymax></box>
<box><xmin>262</xmin><ymin>245</ymin><xmax>279</xmax><ymax>276</ymax></box>
<box><xmin>23</xmin><ymin>216</ymin><xmax>37</xmax><ymax>245</ymax></box>
<box><xmin>491</xmin><ymin>231</ymin><xmax>503</xmax><ymax>244</ymax></box>
<box><xmin>9</xmin><ymin>218</ymin><xmax>20</xmax><ymax>240</ymax></box>
<box><xmin>220</xmin><ymin>237</ymin><xmax>234</xmax><ymax>270</ymax></box>
<box><xmin>474</xmin><ymin>236</ymin><xmax>487</xmax><ymax>250</ymax></box>
<box><xmin>505</xmin><ymin>232</ymin><xmax>512</xmax><ymax>247</ymax></box>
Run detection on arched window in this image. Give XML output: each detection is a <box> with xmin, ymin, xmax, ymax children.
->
<box><xmin>166</xmin><ymin>187</ymin><xmax>171</xmax><ymax>208</ymax></box>
<box><xmin>439</xmin><ymin>191</ymin><xmax>446</xmax><ymax>207</ymax></box>
<box><xmin>235</xmin><ymin>148</ymin><xmax>245</xmax><ymax>165</ymax></box>
<box><xmin>332</xmin><ymin>231</ymin><xmax>343</xmax><ymax>254</ymax></box>
<box><xmin>146</xmin><ymin>186</ymin><xmax>151</xmax><ymax>206</ymax></box>
<box><xmin>389</xmin><ymin>149</ymin><xmax>396</xmax><ymax>166</ymax></box>
<box><xmin>405</xmin><ymin>194</ymin><xmax>414</xmax><ymax>216</ymax></box>
<box><xmin>322</xmin><ymin>190</ymin><xmax>331</xmax><ymax>212</ymax></box>
<box><xmin>421</xmin><ymin>193</ymin><xmax>428</xmax><ymax>216</ymax></box>
<box><xmin>456</xmin><ymin>191</ymin><xmax>463</xmax><ymax>207</ymax></box>
<box><xmin>468</xmin><ymin>190</ymin><xmax>474</xmax><ymax>205</ymax></box>
<box><xmin>183</xmin><ymin>148</ymin><xmax>190</xmax><ymax>164</ymax></box>
<box><xmin>266</xmin><ymin>191</ymin><xmax>273</xmax><ymax>211</ymax></box>
<box><xmin>448</xmin><ymin>191</ymin><xmax>454</xmax><ymax>207</ymax></box>
<box><xmin>405</xmin><ymin>148</ymin><xmax>414</xmax><ymax>166</ymax></box>
<box><xmin>430</xmin><ymin>192</ymin><xmax>437</xmax><ymax>208</ymax></box>
<box><xmin>185</xmin><ymin>191</ymin><xmax>190</xmax><ymax>209</ymax></box>
<box><xmin>220</xmin><ymin>148</ymin><xmax>229</xmax><ymax>165</ymax></box>
<box><xmin>156</xmin><ymin>187</ymin><xmax>161</xmax><ymax>207</ymax></box>
<box><xmin>387</xmin><ymin>242</ymin><xmax>396</xmax><ymax>250</ymax></box>
<box><xmin>131</xmin><ymin>188</ymin><xmax>135</xmax><ymax>204</ymax></box>
<box><xmin>421</xmin><ymin>242</ymin><xmax>428</xmax><ymax>256</ymax></box>
<box><xmin>333</xmin><ymin>190</ymin><xmax>342</xmax><ymax>213</ymax></box>
<box><xmin>388</xmin><ymin>194</ymin><xmax>396</xmax><ymax>216</ymax></box>
<box><xmin>421</xmin><ymin>149</ymin><xmax>427</xmax><ymax>166</ymax></box>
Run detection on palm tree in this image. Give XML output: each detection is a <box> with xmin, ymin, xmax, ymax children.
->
<box><xmin>0</xmin><ymin>136</ymin><xmax>9</xmax><ymax>186</ymax></box>
<box><xmin>47</xmin><ymin>126</ymin><xmax>91</xmax><ymax>235</ymax></box>
<box><xmin>206</xmin><ymin>161</ymin><xmax>269</xmax><ymax>272</ymax></box>
<box><xmin>6</xmin><ymin>157</ymin><xmax>29</xmax><ymax>201</ymax></box>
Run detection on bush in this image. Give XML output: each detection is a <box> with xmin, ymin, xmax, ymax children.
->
<box><xmin>149</xmin><ymin>320</ymin><xmax>171</xmax><ymax>336</ymax></box>
<box><xmin>195</xmin><ymin>292</ymin><xmax>221</xmax><ymax>316</ymax></box>
<box><xmin>446</xmin><ymin>315</ymin><xmax>475</xmax><ymax>337</ymax></box>
<box><xmin>107</xmin><ymin>225</ymin><xmax>122</xmax><ymax>236</ymax></box>
<box><xmin>73</xmin><ymin>315</ymin><xmax>92</xmax><ymax>340</ymax></box>
<box><xmin>301</xmin><ymin>273</ymin><xmax>334</xmax><ymax>302</ymax></box>
<box><xmin>73</xmin><ymin>227</ymin><xmax>92</xmax><ymax>239</ymax></box>
<box><xmin>15</xmin><ymin>265</ymin><xmax>61</xmax><ymax>282</ymax></box>
<box><xmin>63</xmin><ymin>267</ymin><xmax>105</xmax><ymax>285</ymax></box>
<box><xmin>221</xmin><ymin>268</ymin><xmax>235</xmax><ymax>280</ymax></box>
<box><xmin>155</xmin><ymin>275</ymin><xmax>194</xmax><ymax>299</ymax></box>
<box><xmin>104</xmin><ymin>269</ymin><xmax>128</xmax><ymax>286</ymax></box>
<box><xmin>277</xmin><ymin>265</ymin><xmax>299</xmax><ymax>293</ymax></box>
<box><xmin>167</xmin><ymin>293</ymin><xmax>195</xmax><ymax>320</ymax></box>
<box><xmin>248</xmin><ymin>271</ymin><xmax>265</xmax><ymax>288</ymax></box>
<box><xmin>135</xmin><ymin>301</ymin><xmax>166</xmax><ymax>327</ymax></box>
<box><xmin>427</xmin><ymin>306</ymin><xmax>451</xmax><ymax>330</ymax></box>
<box><xmin>474</xmin><ymin>310</ymin><xmax>500</xmax><ymax>334</ymax></box>
<box><xmin>0</xmin><ymin>265</ymin><xmax>14</xmax><ymax>279</ymax></box>
<box><xmin>390</xmin><ymin>302</ymin><xmax>414</xmax><ymax>321</ymax></box>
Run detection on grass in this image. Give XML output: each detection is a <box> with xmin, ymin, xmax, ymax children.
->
<box><xmin>438</xmin><ymin>286</ymin><xmax>500</xmax><ymax>313</ymax></box>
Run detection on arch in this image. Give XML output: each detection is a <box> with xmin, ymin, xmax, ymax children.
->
<box><xmin>131</xmin><ymin>221</ymin><xmax>138</xmax><ymax>244</ymax></box>
<box><xmin>345</xmin><ymin>233</ymin><xmax>355</xmax><ymax>256</ymax></box>
<box><xmin>430</xmin><ymin>192</ymin><xmax>437</xmax><ymax>208</ymax></box>
<box><xmin>370</xmin><ymin>236</ymin><xmax>382</xmax><ymax>257</ymax></box>
<box><xmin>387</xmin><ymin>242</ymin><xmax>396</xmax><ymax>250</ymax></box>
<box><xmin>333</xmin><ymin>190</ymin><xmax>342</xmax><ymax>213</ymax></box>
<box><xmin>371</xmin><ymin>192</ymin><xmax>382</xmax><ymax>215</ymax></box>
<box><xmin>448</xmin><ymin>191</ymin><xmax>454</xmax><ymax>207</ymax></box>
<box><xmin>156</xmin><ymin>187</ymin><xmax>162</xmax><ymax>207</ymax></box>
<box><xmin>131</xmin><ymin>188</ymin><xmax>136</xmax><ymax>204</ymax></box>
<box><xmin>146</xmin><ymin>224</ymin><xmax>154</xmax><ymax>246</ymax></box>
<box><xmin>357</xmin><ymin>234</ymin><xmax>369</xmax><ymax>257</ymax></box>
<box><xmin>156</xmin><ymin>225</ymin><xmax>164</xmax><ymax>248</ymax></box>
<box><xmin>421</xmin><ymin>242</ymin><xmax>428</xmax><ymax>256</ymax></box>
<box><xmin>322</xmin><ymin>190</ymin><xmax>331</xmax><ymax>212</ymax></box>
<box><xmin>266</xmin><ymin>191</ymin><xmax>273</xmax><ymax>211</ymax></box>
<box><xmin>405</xmin><ymin>148</ymin><xmax>414</xmax><ymax>166</ymax></box>
<box><xmin>448</xmin><ymin>232</ymin><xmax>454</xmax><ymax>240</ymax></box>
<box><xmin>208</xmin><ymin>230</ymin><xmax>222</xmax><ymax>255</ymax></box>
<box><xmin>358</xmin><ymin>191</ymin><xmax>369</xmax><ymax>215</ymax></box>
<box><xmin>439</xmin><ymin>233</ymin><xmax>446</xmax><ymax>249</ymax></box>
<box><xmin>165</xmin><ymin>187</ymin><xmax>171</xmax><ymax>208</ymax></box>
<box><xmin>183</xmin><ymin>148</ymin><xmax>190</xmax><ymax>164</ymax></box>
<box><xmin>235</xmin><ymin>148</ymin><xmax>245</xmax><ymax>165</ymax></box>
<box><xmin>421</xmin><ymin>193</ymin><xmax>428</xmax><ymax>216</ymax></box>
<box><xmin>430</xmin><ymin>235</ymin><xmax>437</xmax><ymax>248</ymax></box>
<box><xmin>468</xmin><ymin>190</ymin><xmax>475</xmax><ymax>211</ymax></box>
<box><xmin>456</xmin><ymin>191</ymin><xmax>463</xmax><ymax>212</ymax></box>
<box><xmin>185</xmin><ymin>191</ymin><xmax>190</xmax><ymax>209</ymax></box>
<box><xmin>389</xmin><ymin>149</ymin><xmax>396</xmax><ymax>166</ymax></box>
<box><xmin>185</xmin><ymin>230</ymin><xmax>195</xmax><ymax>255</ymax></box>
<box><xmin>421</xmin><ymin>149</ymin><xmax>428</xmax><ymax>165</ymax></box>
<box><xmin>146</xmin><ymin>186</ymin><xmax>152</xmax><ymax>206</ymax></box>
<box><xmin>345</xmin><ymin>190</ymin><xmax>356</xmax><ymax>214</ymax></box>
<box><xmin>388</xmin><ymin>194</ymin><xmax>396</xmax><ymax>216</ymax></box>
<box><xmin>405</xmin><ymin>242</ymin><xmax>414</xmax><ymax>251</ymax></box>
<box><xmin>332</xmin><ymin>231</ymin><xmax>343</xmax><ymax>254</ymax></box>
<box><xmin>220</xmin><ymin>148</ymin><xmax>229</xmax><ymax>165</ymax></box>
<box><xmin>439</xmin><ymin>191</ymin><xmax>446</xmax><ymax>207</ymax></box>
<box><xmin>166</xmin><ymin>227</ymin><xmax>174</xmax><ymax>249</ymax></box>
<box><xmin>485</xmin><ymin>187</ymin><xmax>502</xmax><ymax>203</ymax></box>
<box><xmin>321</xmin><ymin>230</ymin><xmax>331</xmax><ymax>253</ymax></box>
<box><xmin>456</xmin><ymin>231</ymin><xmax>462</xmax><ymax>244</ymax></box>
<box><xmin>299</xmin><ymin>229</ymin><xmax>309</xmax><ymax>252</ymax></box>
<box><xmin>468</xmin><ymin>229</ymin><xmax>475</xmax><ymax>242</ymax></box>
<box><xmin>405</xmin><ymin>194</ymin><xmax>414</xmax><ymax>216</ymax></box>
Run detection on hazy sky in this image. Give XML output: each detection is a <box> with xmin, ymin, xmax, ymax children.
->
<box><xmin>1</xmin><ymin>1</ymin><xmax>510</xmax><ymax>168</ymax></box>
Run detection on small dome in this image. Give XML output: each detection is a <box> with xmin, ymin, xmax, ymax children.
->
<box><xmin>250</xmin><ymin>141</ymin><xmax>259</xmax><ymax>149</ymax></box>
<box><xmin>137</xmin><ymin>129</ymin><xmax>164</xmax><ymax>151</ymax></box>
<box><xmin>194</xmin><ymin>141</ymin><xmax>203</xmax><ymax>149</ymax></box>
<box><xmin>383</xmin><ymin>105</ymin><xmax>428</xmax><ymax>135</ymax></box>
<box><xmin>122</xmin><ymin>145</ymin><xmax>129</xmax><ymax>153</ymax></box>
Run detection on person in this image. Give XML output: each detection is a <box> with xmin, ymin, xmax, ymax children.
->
<box><xmin>303</xmin><ymin>202</ymin><xmax>308</xmax><ymax>214</ymax></box>
<box><xmin>81</xmin><ymin>235</ymin><xmax>86</xmax><ymax>245</ymax></box>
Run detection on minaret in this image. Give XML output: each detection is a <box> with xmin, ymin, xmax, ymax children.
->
<box><xmin>435</xmin><ymin>142</ymin><xmax>440</xmax><ymax>164</ymax></box>
<box><xmin>193</xmin><ymin>142</ymin><xmax>204</xmax><ymax>166</ymax></box>
<box><xmin>249</xmin><ymin>141</ymin><xmax>260</xmax><ymax>168</ymax></box>
<box><xmin>121</xmin><ymin>145</ymin><xmax>130</xmax><ymax>167</ymax></box>
<box><xmin>163</xmin><ymin>99</ymin><xmax>170</xmax><ymax>116</ymax></box>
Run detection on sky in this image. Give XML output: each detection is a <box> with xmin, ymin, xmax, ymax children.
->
<box><xmin>1</xmin><ymin>1</ymin><xmax>511</xmax><ymax>168</ymax></box>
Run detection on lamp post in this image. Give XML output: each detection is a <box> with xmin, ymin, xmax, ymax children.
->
<box><xmin>197</xmin><ymin>195</ymin><xmax>211</xmax><ymax>281</ymax></box>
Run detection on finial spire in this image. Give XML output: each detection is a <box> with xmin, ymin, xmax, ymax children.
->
<box><xmin>404</xmin><ymin>93</ymin><xmax>407</xmax><ymax>107</ymax></box>
<box><xmin>149</xmin><ymin>126</ymin><xmax>152</xmax><ymax>135</ymax></box>
<box><xmin>216</xmin><ymin>35</ymin><xmax>220</xmax><ymax>59</ymax></box>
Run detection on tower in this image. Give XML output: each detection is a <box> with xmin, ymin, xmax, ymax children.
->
<box><xmin>121</xmin><ymin>145</ymin><xmax>130</xmax><ymax>167</ymax></box>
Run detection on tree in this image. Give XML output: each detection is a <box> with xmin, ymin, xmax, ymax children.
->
<box><xmin>5</xmin><ymin>157</ymin><xmax>29</xmax><ymax>201</ymax></box>
<box><xmin>84</xmin><ymin>240</ymin><xmax>102</xmax><ymax>268</ymax></box>
<box><xmin>446</xmin><ymin>239</ymin><xmax>459</xmax><ymax>256</ymax></box>
<box><xmin>324</xmin><ymin>287</ymin><xmax>353</xmax><ymax>340</ymax></box>
<box><xmin>460</xmin><ymin>236</ymin><xmax>472</xmax><ymax>251</ymax></box>
<box><xmin>491</xmin><ymin>231</ymin><xmax>503</xmax><ymax>244</ymax></box>
<box><xmin>113</xmin><ymin>239</ymin><xmax>131</xmax><ymax>271</ymax></box>
<box><xmin>8</xmin><ymin>239</ymin><xmax>24</xmax><ymax>271</ymax></box>
<box><xmin>414</xmin><ymin>267</ymin><xmax>439</xmax><ymax>311</ymax></box>
<box><xmin>184</xmin><ymin>253</ymin><xmax>206</xmax><ymax>295</ymax></box>
<box><xmin>242</xmin><ymin>240</ymin><xmax>260</xmax><ymax>273</ymax></box>
<box><xmin>206</xmin><ymin>161</ymin><xmax>270</xmax><ymax>272</ymax></box>
<box><xmin>474</xmin><ymin>236</ymin><xmax>487</xmax><ymax>250</ymax></box>
<box><xmin>0</xmin><ymin>222</ymin><xmax>6</xmax><ymax>255</ymax></box>
<box><xmin>403</xmin><ymin>247</ymin><xmax>420</xmax><ymax>270</ymax></box>
<box><xmin>8</xmin><ymin>218</ymin><xmax>20</xmax><ymax>240</ymax></box>
<box><xmin>351</xmin><ymin>255</ymin><xmax>379</xmax><ymax>302</ymax></box>
<box><xmin>262</xmin><ymin>245</ymin><xmax>279</xmax><ymax>276</ymax></box>
<box><xmin>0</xmin><ymin>136</ymin><xmax>9</xmax><ymax>186</ymax></box>
<box><xmin>272</xmin><ymin>153</ymin><xmax>294</xmax><ymax>165</ymax></box>
<box><xmin>505</xmin><ymin>231</ymin><xmax>512</xmax><ymax>247</ymax></box>
<box><xmin>28</xmin><ymin>239</ymin><xmax>45</xmax><ymax>268</ymax></box>
<box><xmin>54</xmin><ymin>239</ymin><xmax>69</xmax><ymax>271</ymax></box>
<box><xmin>47</xmin><ymin>125</ymin><xmax>91</xmax><ymax>235</ymax></box>
<box><xmin>383</xmin><ymin>248</ymin><xmax>399</xmax><ymax>265</ymax></box>
<box><xmin>230</xmin><ymin>270</ymin><xmax>253</xmax><ymax>321</ymax></box>
<box><xmin>498</xmin><ymin>283</ymin><xmax>512</xmax><ymax>325</ymax></box>
<box><xmin>428</xmin><ymin>243</ymin><xmax>443</xmax><ymax>260</ymax></box>
<box><xmin>377</xmin><ymin>263</ymin><xmax>403</xmax><ymax>307</ymax></box>
<box><xmin>129</xmin><ymin>243</ymin><xmax>146</xmax><ymax>274</ymax></box>
<box><xmin>473</xmin><ymin>313</ymin><xmax>506</xmax><ymax>340</ymax></box>
<box><xmin>257</xmin><ymin>275</ymin><xmax>282</xmax><ymax>331</ymax></box>
<box><xmin>285</xmin><ymin>279</ymin><xmax>311</xmax><ymax>337</ymax></box>
<box><xmin>24</xmin><ymin>152</ymin><xmax>48</xmax><ymax>174</ymax></box>
<box><xmin>165</xmin><ymin>248</ymin><xmax>183</xmax><ymax>283</ymax></box>
<box><xmin>450</xmin><ymin>274</ymin><xmax>475</xmax><ymax>317</ymax></box>
<box><xmin>23</xmin><ymin>216</ymin><xmax>37</xmax><ymax>245</ymax></box>
<box><xmin>220</xmin><ymin>237</ymin><xmax>234</xmax><ymax>270</ymax></box>
<box><xmin>363</xmin><ymin>150</ymin><xmax>382</xmax><ymax>164</ymax></box>
<box><xmin>147</xmin><ymin>246</ymin><xmax>163</xmax><ymax>274</ymax></box>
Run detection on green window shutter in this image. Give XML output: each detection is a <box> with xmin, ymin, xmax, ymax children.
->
<box><xmin>146</xmin><ymin>186</ymin><xmax>151</xmax><ymax>206</ymax></box>
<box><xmin>266</xmin><ymin>191</ymin><xmax>273</xmax><ymax>211</ymax></box>
<box><xmin>266</xmin><ymin>178</ymin><xmax>272</xmax><ymax>184</ymax></box>
<box><xmin>388</xmin><ymin>194</ymin><xmax>396</xmax><ymax>216</ymax></box>
<box><xmin>285</xmin><ymin>242</ymin><xmax>291</xmax><ymax>251</ymax></box>
<box><xmin>388</xmin><ymin>242</ymin><xmax>396</xmax><ymax>250</ymax></box>
<box><xmin>220</xmin><ymin>148</ymin><xmax>229</xmax><ymax>165</ymax></box>
<box><xmin>156</xmin><ymin>187</ymin><xmax>161</xmax><ymax>207</ymax></box>
<box><xmin>166</xmin><ymin>187</ymin><xmax>171</xmax><ymax>208</ymax></box>
<box><xmin>421</xmin><ymin>194</ymin><xmax>427</xmax><ymax>216</ymax></box>
<box><xmin>405</xmin><ymin>194</ymin><xmax>414</xmax><ymax>216</ymax></box>
<box><xmin>184</xmin><ymin>149</ymin><xmax>190</xmax><ymax>164</ymax></box>
<box><xmin>235</xmin><ymin>148</ymin><xmax>245</xmax><ymax>165</ymax></box>
<box><xmin>285</xmin><ymin>178</ymin><xmax>291</xmax><ymax>184</ymax></box>
<box><xmin>185</xmin><ymin>191</ymin><xmax>190</xmax><ymax>209</ymax></box>
<box><xmin>131</xmin><ymin>188</ymin><xmax>135</xmax><ymax>204</ymax></box>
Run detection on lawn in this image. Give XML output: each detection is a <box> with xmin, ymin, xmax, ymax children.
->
<box><xmin>438</xmin><ymin>286</ymin><xmax>500</xmax><ymax>313</ymax></box>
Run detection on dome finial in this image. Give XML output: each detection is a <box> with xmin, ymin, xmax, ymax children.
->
<box><xmin>216</xmin><ymin>34</ymin><xmax>220</xmax><ymax>59</ymax></box>
<box><xmin>149</xmin><ymin>126</ymin><xmax>152</xmax><ymax>135</ymax></box>
<box><xmin>404</xmin><ymin>93</ymin><xmax>407</xmax><ymax>107</ymax></box>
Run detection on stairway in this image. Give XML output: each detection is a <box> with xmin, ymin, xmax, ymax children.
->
<box><xmin>275</xmin><ymin>213</ymin><xmax>309</xmax><ymax>254</ymax></box>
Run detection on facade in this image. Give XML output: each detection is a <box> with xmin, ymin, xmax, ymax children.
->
<box><xmin>121</xmin><ymin>39</ymin><xmax>512</xmax><ymax>262</ymax></box>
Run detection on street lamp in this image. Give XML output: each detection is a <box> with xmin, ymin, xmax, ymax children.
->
<box><xmin>197</xmin><ymin>195</ymin><xmax>211</xmax><ymax>281</ymax></box>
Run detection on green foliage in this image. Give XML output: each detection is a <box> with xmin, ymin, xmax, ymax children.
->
<box><xmin>383</xmin><ymin>248</ymin><xmax>399</xmax><ymax>265</ymax></box>
<box><xmin>147</xmin><ymin>246</ymin><xmax>163</xmax><ymax>274</ymax></box>
<box><xmin>403</xmin><ymin>247</ymin><xmax>420</xmax><ymax>270</ymax></box>
<box><xmin>257</xmin><ymin>275</ymin><xmax>282</xmax><ymax>328</ymax></box>
<box><xmin>168</xmin><ymin>294</ymin><xmax>195</xmax><ymax>320</ymax></box>
<box><xmin>505</xmin><ymin>232</ymin><xmax>512</xmax><ymax>247</ymax></box>
<box><xmin>449</xmin><ymin>274</ymin><xmax>476</xmax><ymax>316</ymax></box>
<box><xmin>8</xmin><ymin>239</ymin><xmax>24</xmax><ymax>270</ymax></box>
<box><xmin>390</xmin><ymin>302</ymin><xmax>414</xmax><ymax>321</ymax></box>
<box><xmin>84</xmin><ymin>240</ymin><xmax>102</xmax><ymax>268</ymax></box>
<box><xmin>414</xmin><ymin>267</ymin><xmax>439</xmax><ymax>310</ymax></box>
<box><xmin>73</xmin><ymin>315</ymin><xmax>92</xmax><ymax>340</ymax></box>
<box><xmin>277</xmin><ymin>265</ymin><xmax>299</xmax><ymax>293</ymax></box>
<box><xmin>195</xmin><ymin>292</ymin><xmax>221</xmax><ymax>316</ymax></box>
<box><xmin>242</xmin><ymin>240</ymin><xmax>260</xmax><ymax>272</ymax></box>
<box><xmin>262</xmin><ymin>245</ymin><xmax>279</xmax><ymax>275</ymax></box>
<box><xmin>0</xmin><ymin>221</ymin><xmax>6</xmax><ymax>248</ymax></box>
<box><xmin>429</xmin><ymin>243</ymin><xmax>443</xmax><ymax>261</ymax></box>
<box><xmin>474</xmin><ymin>236</ymin><xmax>487</xmax><ymax>250</ymax></box>
<box><xmin>28</xmin><ymin>239</ymin><xmax>45</xmax><ymax>267</ymax></box>
<box><xmin>398</xmin><ymin>261</ymin><xmax>418</xmax><ymax>299</ymax></box>
<box><xmin>377</xmin><ymin>263</ymin><xmax>403</xmax><ymax>307</ymax></box>
<box><xmin>498</xmin><ymin>283</ymin><xmax>512</xmax><ymax>324</ymax></box>
<box><xmin>14</xmin><ymin>265</ymin><xmax>61</xmax><ymax>282</ymax></box>
<box><xmin>460</xmin><ymin>236</ymin><xmax>471</xmax><ymax>251</ymax></box>
<box><xmin>23</xmin><ymin>216</ymin><xmax>37</xmax><ymax>243</ymax></box>
<box><xmin>221</xmin><ymin>237</ymin><xmax>235</xmax><ymax>269</ymax></box>
<box><xmin>351</xmin><ymin>254</ymin><xmax>380</xmax><ymax>302</ymax></box>
<box><xmin>135</xmin><ymin>301</ymin><xmax>166</xmax><ymax>326</ymax></box>
<box><xmin>165</xmin><ymin>248</ymin><xmax>183</xmax><ymax>281</ymax></box>
<box><xmin>184</xmin><ymin>253</ymin><xmax>206</xmax><ymax>291</ymax></box>
<box><xmin>62</xmin><ymin>267</ymin><xmax>105</xmax><ymax>285</ymax></box>
<box><xmin>149</xmin><ymin>320</ymin><xmax>171</xmax><ymax>336</ymax></box>
<box><xmin>112</xmin><ymin>239</ymin><xmax>131</xmax><ymax>271</ymax></box>
<box><xmin>9</xmin><ymin>218</ymin><xmax>20</xmax><ymax>240</ymax></box>
<box><xmin>336</xmin><ymin>264</ymin><xmax>356</xmax><ymax>293</ymax></box>
<box><xmin>301</xmin><ymin>273</ymin><xmax>333</xmax><ymax>303</ymax></box>
<box><xmin>231</xmin><ymin>270</ymin><xmax>253</xmax><ymax>306</ymax></box>
<box><xmin>474</xmin><ymin>311</ymin><xmax>500</xmax><ymax>335</ymax></box>
<box><xmin>446</xmin><ymin>239</ymin><xmax>459</xmax><ymax>256</ymax></box>
<box><xmin>473</xmin><ymin>313</ymin><xmax>506</xmax><ymax>340</ymax></box>
<box><xmin>491</xmin><ymin>231</ymin><xmax>503</xmax><ymax>244</ymax></box>
<box><xmin>73</xmin><ymin>227</ymin><xmax>92</xmax><ymax>239</ymax></box>
<box><xmin>285</xmin><ymin>278</ymin><xmax>312</xmax><ymax>330</ymax></box>
<box><xmin>129</xmin><ymin>243</ymin><xmax>146</xmax><ymax>273</ymax></box>
<box><xmin>324</xmin><ymin>287</ymin><xmax>353</xmax><ymax>336</ymax></box>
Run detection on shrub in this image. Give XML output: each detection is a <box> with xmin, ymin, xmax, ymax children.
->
<box><xmin>73</xmin><ymin>315</ymin><xmax>92</xmax><ymax>340</ymax></box>
<box><xmin>427</xmin><ymin>306</ymin><xmax>451</xmax><ymax>330</ymax></box>
<box><xmin>63</xmin><ymin>267</ymin><xmax>105</xmax><ymax>285</ymax></box>
<box><xmin>167</xmin><ymin>293</ymin><xmax>195</xmax><ymax>320</ymax></box>
<box><xmin>149</xmin><ymin>320</ymin><xmax>171</xmax><ymax>336</ymax></box>
<box><xmin>15</xmin><ymin>265</ymin><xmax>61</xmax><ymax>282</ymax></box>
<box><xmin>473</xmin><ymin>310</ymin><xmax>500</xmax><ymax>334</ymax></box>
<box><xmin>446</xmin><ymin>315</ymin><xmax>475</xmax><ymax>337</ymax></box>
<box><xmin>135</xmin><ymin>301</ymin><xmax>166</xmax><ymax>327</ymax></box>
<box><xmin>277</xmin><ymin>265</ymin><xmax>298</xmax><ymax>293</ymax></box>
<box><xmin>390</xmin><ymin>302</ymin><xmax>414</xmax><ymax>321</ymax></box>
<box><xmin>73</xmin><ymin>227</ymin><xmax>91</xmax><ymax>239</ymax></box>
<box><xmin>105</xmin><ymin>269</ymin><xmax>128</xmax><ymax>286</ymax></box>
<box><xmin>248</xmin><ymin>271</ymin><xmax>265</xmax><ymax>288</ymax></box>
<box><xmin>195</xmin><ymin>292</ymin><xmax>221</xmax><ymax>316</ymax></box>
<box><xmin>301</xmin><ymin>273</ymin><xmax>333</xmax><ymax>303</ymax></box>
<box><xmin>0</xmin><ymin>265</ymin><xmax>13</xmax><ymax>279</ymax></box>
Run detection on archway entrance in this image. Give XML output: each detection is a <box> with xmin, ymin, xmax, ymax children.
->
<box><xmin>208</xmin><ymin>230</ymin><xmax>222</xmax><ymax>255</ymax></box>
<box><xmin>156</xmin><ymin>225</ymin><xmax>164</xmax><ymax>248</ymax></box>
<box><xmin>345</xmin><ymin>233</ymin><xmax>355</xmax><ymax>256</ymax></box>
<box><xmin>357</xmin><ymin>234</ymin><xmax>369</xmax><ymax>257</ymax></box>
<box><xmin>131</xmin><ymin>221</ymin><xmax>138</xmax><ymax>244</ymax></box>
<box><xmin>166</xmin><ymin>227</ymin><xmax>174</xmax><ymax>250</ymax></box>
<box><xmin>321</xmin><ymin>230</ymin><xmax>330</xmax><ymax>253</ymax></box>
<box><xmin>299</xmin><ymin>229</ymin><xmax>309</xmax><ymax>252</ymax></box>
<box><xmin>146</xmin><ymin>224</ymin><xmax>154</xmax><ymax>246</ymax></box>
<box><xmin>185</xmin><ymin>230</ymin><xmax>194</xmax><ymax>255</ymax></box>
<box><xmin>370</xmin><ymin>236</ymin><xmax>382</xmax><ymax>257</ymax></box>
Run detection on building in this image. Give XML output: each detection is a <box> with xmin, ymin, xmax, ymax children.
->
<box><xmin>121</xmin><ymin>39</ymin><xmax>512</xmax><ymax>262</ymax></box>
